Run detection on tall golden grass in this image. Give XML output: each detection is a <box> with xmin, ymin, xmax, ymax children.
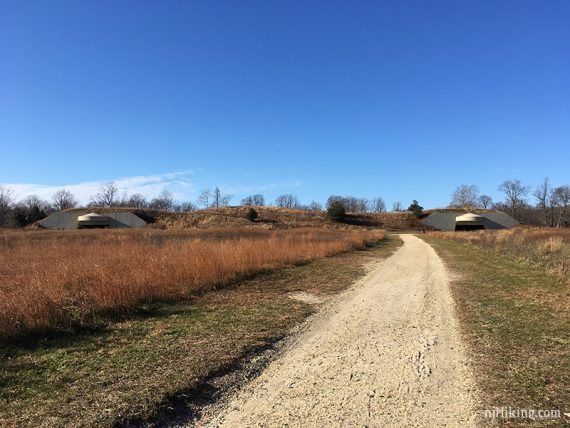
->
<box><xmin>429</xmin><ymin>228</ymin><xmax>570</xmax><ymax>277</ymax></box>
<box><xmin>0</xmin><ymin>228</ymin><xmax>384</xmax><ymax>337</ymax></box>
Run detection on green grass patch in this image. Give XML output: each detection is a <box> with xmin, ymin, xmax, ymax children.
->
<box><xmin>421</xmin><ymin>236</ymin><xmax>569</xmax><ymax>427</ymax></box>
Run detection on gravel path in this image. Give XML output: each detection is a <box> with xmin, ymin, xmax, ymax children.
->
<box><xmin>199</xmin><ymin>235</ymin><xmax>479</xmax><ymax>427</ymax></box>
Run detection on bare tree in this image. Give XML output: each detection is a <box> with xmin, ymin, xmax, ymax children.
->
<box><xmin>326</xmin><ymin>195</ymin><xmax>345</xmax><ymax>210</ymax></box>
<box><xmin>0</xmin><ymin>185</ymin><xmax>14</xmax><ymax>226</ymax></box>
<box><xmin>149</xmin><ymin>189</ymin><xmax>175</xmax><ymax>211</ymax></box>
<box><xmin>552</xmin><ymin>185</ymin><xmax>570</xmax><ymax>228</ymax></box>
<box><xmin>533</xmin><ymin>178</ymin><xmax>551</xmax><ymax>226</ymax></box>
<box><xmin>477</xmin><ymin>194</ymin><xmax>493</xmax><ymax>209</ymax></box>
<box><xmin>498</xmin><ymin>179</ymin><xmax>529</xmax><ymax>219</ymax></box>
<box><xmin>178</xmin><ymin>201</ymin><xmax>198</xmax><ymax>212</ymax></box>
<box><xmin>90</xmin><ymin>181</ymin><xmax>119</xmax><ymax>207</ymax></box>
<box><xmin>117</xmin><ymin>191</ymin><xmax>130</xmax><ymax>207</ymax></box>
<box><xmin>252</xmin><ymin>194</ymin><xmax>265</xmax><ymax>206</ymax></box>
<box><xmin>392</xmin><ymin>201</ymin><xmax>403</xmax><ymax>212</ymax></box>
<box><xmin>348</xmin><ymin>197</ymin><xmax>369</xmax><ymax>213</ymax></box>
<box><xmin>52</xmin><ymin>189</ymin><xmax>78</xmax><ymax>211</ymax></box>
<box><xmin>548</xmin><ymin>187</ymin><xmax>558</xmax><ymax>227</ymax></box>
<box><xmin>325</xmin><ymin>195</ymin><xmax>369</xmax><ymax>213</ymax></box>
<box><xmin>344</xmin><ymin>197</ymin><xmax>368</xmax><ymax>212</ymax></box>
<box><xmin>275</xmin><ymin>194</ymin><xmax>300</xmax><ymax>209</ymax></box>
<box><xmin>307</xmin><ymin>201</ymin><xmax>322</xmax><ymax>211</ymax></box>
<box><xmin>127</xmin><ymin>193</ymin><xmax>148</xmax><ymax>209</ymax></box>
<box><xmin>370</xmin><ymin>197</ymin><xmax>386</xmax><ymax>213</ymax></box>
<box><xmin>449</xmin><ymin>185</ymin><xmax>480</xmax><ymax>209</ymax></box>
<box><xmin>241</xmin><ymin>194</ymin><xmax>265</xmax><ymax>206</ymax></box>
<box><xmin>198</xmin><ymin>189</ymin><xmax>211</xmax><ymax>208</ymax></box>
<box><xmin>212</xmin><ymin>187</ymin><xmax>232</xmax><ymax>208</ymax></box>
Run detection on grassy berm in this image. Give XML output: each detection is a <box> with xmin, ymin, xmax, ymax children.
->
<box><xmin>421</xmin><ymin>235</ymin><xmax>569</xmax><ymax>427</ymax></box>
<box><xmin>0</xmin><ymin>235</ymin><xmax>401</xmax><ymax>427</ymax></box>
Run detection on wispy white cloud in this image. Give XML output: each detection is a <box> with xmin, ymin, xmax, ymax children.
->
<box><xmin>1</xmin><ymin>173</ymin><xmax>303</xmax><ymax>205</ymax></box>
<box><xmin>2</xmin><ymin>171</ymin><xmax>196</xmax><ymax>203</ymax></box>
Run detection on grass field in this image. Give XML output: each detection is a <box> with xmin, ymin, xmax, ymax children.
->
<box><xmin>0</xmin><ymin>228</ymin><xmax>384</xmax><ymax>338</ymax></box>
<box><xmin>0</xmin><ymin>233</ymin><xmax>400</xmax><ymax>427</ymax></box>
<box><xmin>421</xmin><ymin>234</ymin><xmax>569</xmax><ymax>427</ymax></box>
<box><xmin>51</xmin><ymin>206</ymin><xmax>427</xmax><ymax>230</ymax></box>
<box><xmin>429</xmin><ymin>228</ymin><xmax>570</xmax><ymax>277</ymax></box>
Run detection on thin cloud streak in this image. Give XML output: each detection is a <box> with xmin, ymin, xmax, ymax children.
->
<box><xmin>2</xmin><ymin>171</ymin><xmax>196</xmax><ymax>204</ymax></box>
<box><xmin>2</xmin><ymin>173</ymin><xmax>303</xmax><ymax>205</ymax></box>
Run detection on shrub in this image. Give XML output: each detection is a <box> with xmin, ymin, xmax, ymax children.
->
<box><xmin>408</xmin><ymin>200</ymin><xmax>424</xmax><ymax>218</ymax></box>
<box><xmin>327</xmin><ymin>201</ymin><xmax>346</xmax><ymax>221</ymax></box>
<box><xmin>13</xmin><ymin>204</ymin><xmax>48</xmax><ymax>227</ymax></box>
<box><xmin>246</xmin><ymin>208</ymin><xmax>258</xmax><ymax>222</ymax></box>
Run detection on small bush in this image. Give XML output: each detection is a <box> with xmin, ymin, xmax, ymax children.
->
<box><xmin>245</xmin><ymin>208</ymin><xmax>258</xmax><ymax>222</ymax></box>
<box><xmin>327</xmin><ymin>202</ymin><xmax>346</xmax><ymax>221</ymax></box>
<box><xmin>408</xmin><ymin>200</ymin><xmax>424</xmax><ymax>218</ymax></box>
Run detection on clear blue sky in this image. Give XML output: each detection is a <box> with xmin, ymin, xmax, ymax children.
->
<box><xmin>1</xmin><ymin>0</ymin><xmax>569</xmax><ymax>208</ymax></box>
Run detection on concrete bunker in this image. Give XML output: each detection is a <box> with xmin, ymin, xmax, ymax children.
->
<box><xmin>39</xmin><ymin>209</ymin><xmax>149</xmax><ymax>230</ymax></box>
<box><xmin>77</xmin><ymin>212</ymin><xmax>110</xmax><ymax>229</ymax></box>
<box><xmin>454</xmin><ymin>213</ymin><xmax>485</xmax><ymax>231</ymax></box>
<box><xmin>422</xmin><ymin>210</ymin><xmax>518</xmax><ymax>232</ymax></box>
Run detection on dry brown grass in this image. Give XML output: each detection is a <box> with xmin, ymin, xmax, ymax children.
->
<box><xmin>428</xmin><ymin>228</ymin><xmax>570</xmax><ymax>277</ymax></box>
<box><xmin>0</xmin><ymin>228</ymin><xmax>384</xmax><ymax>338</ymax></box>
<box><xmin>158</xmin><ymin>208</ymin><xmax>426</xmax><ymax>230</ymax></box>
<box><xmin>53</xmin><ymin>206</ymin><xmax>426</xmax><ymax>230</ymax></box>
<box><xmin>0</xmin><ymin>236</ymin><xmax>400</xmax><ymax>427</ymax></box>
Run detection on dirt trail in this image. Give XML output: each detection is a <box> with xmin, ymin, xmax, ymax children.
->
<box><xmin>198</xmin><ymin>235</ymin><xmax>478</xmax><ymax>427</ymax></box>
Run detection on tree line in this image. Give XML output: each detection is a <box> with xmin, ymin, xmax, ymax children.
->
<box><xmin>0</xmin><ymin>181</ymin><xmax>392</xmax><ymax>228</ymax></box>
<box><xmin>1</xmin><ymin>177</ymin><xmax>568</xmax><ymax>228</ymax></box>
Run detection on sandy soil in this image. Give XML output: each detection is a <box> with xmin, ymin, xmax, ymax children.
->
<box><xmin>197</xmin><ymin>235</ymin><xmax>479</xmax><ymax>427</ymax></box>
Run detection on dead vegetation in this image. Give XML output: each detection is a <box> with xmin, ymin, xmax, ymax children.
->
<box><xmin>0</xmin><ymin>228</ymin><xmax>384</xmax><ymax>338</ymax></box>
<box><xmin>158</xmin><ymin>207</ymin><xmax>426</xmax><ymax>230</ymax></box>
<box><xmin>0</xmin><ymin>233</ymin><xmax>399</xmax><ymax>427</ymax></box>
<box><xmin>429</xmin><ymin>227</ymin><xmax>570</xmax><ymax>277</ymax></box>
<box><xmin>45</xmin><ymin>206</ymin><xmax>426</xmax><ymax>230</ymax></box>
